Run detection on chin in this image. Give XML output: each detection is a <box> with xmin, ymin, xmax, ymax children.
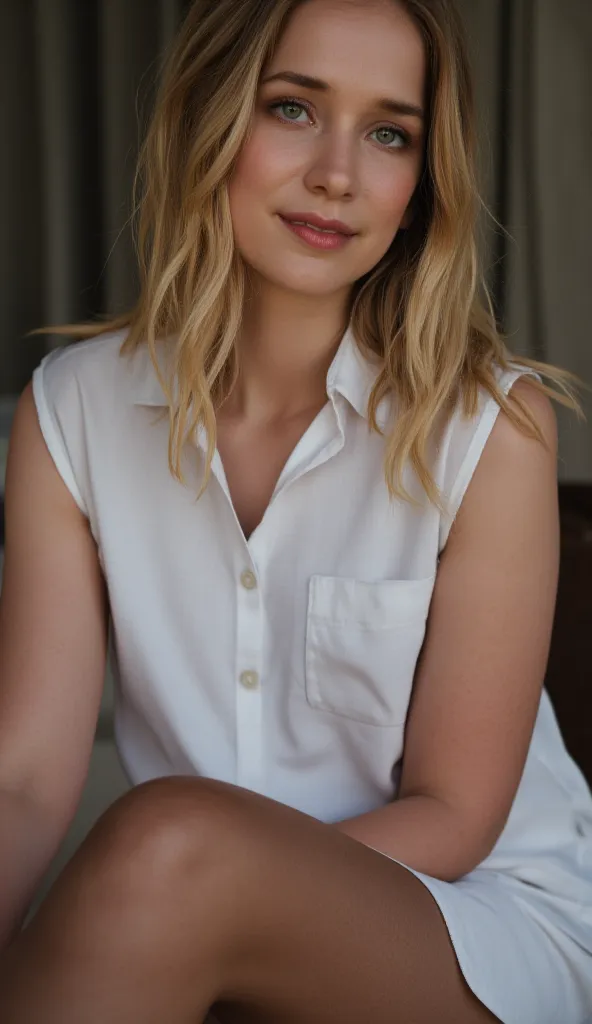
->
<box><xmin>277</xmin><ymin>276</ymin><xmax>349</xmax><ymax>298</ymax></box>
<box><xmin>249</xmin><ymin>260</ymin><xmax>351</xmax><ymax>297</ymax></box>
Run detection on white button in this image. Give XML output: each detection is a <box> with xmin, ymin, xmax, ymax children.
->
<box><xmin>240</xmin><ymin>670</ymin><xmax>259</xmax><ymax>690</ymax></box>
<box><xmin>240</xmin><ymin>570</ymin><xmax>257</xmax><ymax>591</ymax></box>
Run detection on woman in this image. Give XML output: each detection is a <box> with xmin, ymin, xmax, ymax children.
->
<box><xmin>0</xmin><ymin>0</ymin><xmax>590</xmax><ymax>1021</ymax></box>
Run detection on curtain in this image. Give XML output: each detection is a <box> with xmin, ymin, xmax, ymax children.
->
<box><xmin>0</xmin><ymin>0</ymin><xmax>187</xmax><ymax>390</ymax></box>
<box><xmin>1</xmin><ymin>0</ymin><xmax>590</xmax><ymax>478</ymax></box>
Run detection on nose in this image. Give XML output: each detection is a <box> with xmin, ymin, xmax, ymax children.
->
<box><xmin>303</xmin><ymin>128</ymin><xmax>357</xmax><ymax>201</ymax></box>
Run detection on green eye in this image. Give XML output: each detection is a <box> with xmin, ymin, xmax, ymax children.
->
<box><xmin>282</xmin><ymin>102</ymin><xmax>305</xmax><ymax>120</ymax></box>
<box><xmin>269</xmin><ymin>99</ymin><xmax>311</xmax><ymax>123</ymax></box>
<box><xmin>372</xmin><ymin>126</ymin><xmax>409</xmax><ymax>149</ymax></box>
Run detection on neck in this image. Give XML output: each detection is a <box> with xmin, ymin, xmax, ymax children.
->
<box><xmin>221</xmin><ymin>276</ymin><xmax>352</xmax><ymax>422</ymax></box>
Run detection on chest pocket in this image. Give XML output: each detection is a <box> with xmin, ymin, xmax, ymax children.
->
<box><xmin>304</xmin><ymin>574</ymin><xmax>436</xmax><ymax>727</ymax></box>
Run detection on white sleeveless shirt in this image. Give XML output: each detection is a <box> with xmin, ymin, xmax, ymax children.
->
<box><xmin>32</xmin><ymin>325</ymin><xmax>592</xmax><ymax>1021</ymax></box>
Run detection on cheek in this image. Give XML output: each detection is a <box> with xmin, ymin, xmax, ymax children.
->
<box><xmin>229</xmin><ymin>124</ymin><xmax>292</xmax><ymax>201</ymax></box>
<box><xmin>228</xmin><ymin>162</ymin><xmax>258</xmax><ymax>251</ymax></box>
<box><xmin>228</xmin><ymin>151</ymin><xmax>261</xmax><ymax>211</ymax></box>
<box><xmin>228</xmin><ymin>130</ymin><xmax>266</xmax><ymax>215</ymax></box>
<box><xmin>368</xmin><ymin>161</ymin><xmax>420</xmax><ymax>226</ymax></box>
<box><xmin>228</xmin><ymin>137</ymin><xmax>280</xmax><ymax>261</ymax></box>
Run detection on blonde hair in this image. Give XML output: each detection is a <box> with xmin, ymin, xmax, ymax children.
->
<box><xmin>35</xmin><ymin>0</ymin><xmax>588</xmax><ymax>514</ymax></box>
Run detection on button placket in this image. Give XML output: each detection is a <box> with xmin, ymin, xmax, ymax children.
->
<box><xmin>240</xmin><ymin>670</ymin><xmax>259</xmax><ymax>690</ymax></box>
<box><xmin>236</xmin><ymin>567</ymin><xmax>264</xmax><ymax>793</ymax></box>
<box><xmin>240</xmin><ymin>570</ymin><xmax>257</xmax><ymax>591</ymax></box>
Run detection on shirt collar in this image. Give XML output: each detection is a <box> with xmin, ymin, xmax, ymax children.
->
<box><xmin>127</xmin><ymin>337</ymin><xmax>176</xmax><ymax>407</ymax></box>
<box><xmin>128</xmin><ymin>323</ymin><xmax>387</xmax><ymax>424</ymax></box>
<box><xmin>326</xmin><ymin>323</ymin><xmax>386</xmax><ymax>422</ymax></box>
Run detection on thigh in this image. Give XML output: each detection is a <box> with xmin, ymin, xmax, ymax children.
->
<box><xmin>170</xmin><ymin>780</ymin><xmax>502</xmax><ymax>1024</ymax></box>
<box><xmin>15</xmin><ymin>775</ymin><xmax>500</xmax><ymax>1023</ymax></box>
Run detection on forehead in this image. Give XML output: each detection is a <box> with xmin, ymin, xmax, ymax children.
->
<box><xmin>267</xmin><ymin>0</ymin><xmax>426</xmax><ymax>106</ymax></box>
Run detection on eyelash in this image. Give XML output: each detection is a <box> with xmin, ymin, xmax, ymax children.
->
<box><xmin>267</xmin><ymin>96</ymin><xmax>412</xmax><ymax>150</ymax></box>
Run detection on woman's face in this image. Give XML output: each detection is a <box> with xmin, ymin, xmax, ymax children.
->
<box><xmin>228</xmin><ymin>0</ymin><xmax>426</xmax><ymax>300</ymax></box>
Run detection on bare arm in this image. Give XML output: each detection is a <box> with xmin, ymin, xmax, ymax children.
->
<box><xmin>0</xmin><ymin>791</ymin><xmax>67</xmax><ymax>948</ymax></box>
<box><xmin>0</xmin><ymin>382</ymin><xmax>109</xmax><ymax>947</ymax></box>
<box><xmin>335</xmin><ymin>379</ymin><xmax>560</xmax><ymax>881</ymax></box>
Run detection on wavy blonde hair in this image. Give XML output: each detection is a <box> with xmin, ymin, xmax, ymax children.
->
<box><xmin>37</xmin><ymin>0</ymin><xmax>588</xmax><ymax>514</ymax></box>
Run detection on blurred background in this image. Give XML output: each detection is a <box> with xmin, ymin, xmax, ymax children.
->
<box><xmin>0</xmin><ymin>0</ymin><xmax>591</xmax><ymax>919</ymax></box>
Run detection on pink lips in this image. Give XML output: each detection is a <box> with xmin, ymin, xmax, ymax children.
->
<box><xmin>279</xmin><ymin>213</ymin><xmax>356</xmax><ymax>251</ymax></box>
<box><xmin>282</xmin><ymin>212</ymin><xmax>355</xmax><ymax>235</ymax></box>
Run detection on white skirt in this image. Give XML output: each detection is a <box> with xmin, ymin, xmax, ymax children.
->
<box><xmin>390</xmin><ymin>860</ymin><xmax>592</xmax><ymax>1024</ymax></box>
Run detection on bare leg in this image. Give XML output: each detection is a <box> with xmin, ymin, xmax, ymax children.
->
<box><xmin>0</xmin><ymin>779</ymin><xmax>233</xmax><ymax>1023</ymax></box>
<box><xmin>0</xmin><ymin>777</ymin><xmax>500</xmax><ymax>1023</ymax></box>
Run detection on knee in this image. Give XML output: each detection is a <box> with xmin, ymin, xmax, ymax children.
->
<box><xmin>82</xmin><ymin>776</ymin><xmax>242</xmax><ymax>896</ymax></box>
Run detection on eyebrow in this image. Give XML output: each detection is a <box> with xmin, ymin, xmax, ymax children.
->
<box><xmin>261</xmin><ymin>70</ymin><xmax>425</xmax><ymax>122</ymax></box>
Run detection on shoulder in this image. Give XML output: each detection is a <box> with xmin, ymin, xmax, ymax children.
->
<box><xmin>467</xmin><ymin>367</ymin><xmax>558</xmax><ymax>480</ymax></box>
<box><xmin>33</xmin><ymin>329</ymin><xmax>132</xmax><ymax>412</ymax></box>
<box><xmin>449</xmin><ymin>372</ymin><xmax>559</xmax><ymax>548</ymax></box>
<box><xmin>37</xmin><ymin>328</ymin><xmax>130</xmax><ymax>378</ymax></box>
<box><xmin>500</xmin><ymin>374</ymin><xmax>558</xmax><ymax>456</ymax></box>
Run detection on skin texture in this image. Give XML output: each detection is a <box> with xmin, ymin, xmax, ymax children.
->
<box><xmin>0</xmin><ymin>776</ymin><xmax>500</xmax><ymax>1023</ymax></box>
<box><xmin>225</xmin><ymin>0</ymin><xmax>425</xmax><ymax>423</ymax></box>
<box><xmin>0</xmin><ymin>0</ymin><xmax>560</xmax><ymax>1021</ymax></box>
<box><xmin>228</xmin><ymin>0</ymin><xmax>424</xmax><ymax>304</ymax></box>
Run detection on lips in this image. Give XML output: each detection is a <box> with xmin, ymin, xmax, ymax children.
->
<box><xmin>280</xmin><ymin>213</ymin><xmax>356</xmax><ymax>236</ymax></box>
<box><xmin>279</xmin><ymin>216</ymin><xmax>355</xmax><ymax>251</ymax></box>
